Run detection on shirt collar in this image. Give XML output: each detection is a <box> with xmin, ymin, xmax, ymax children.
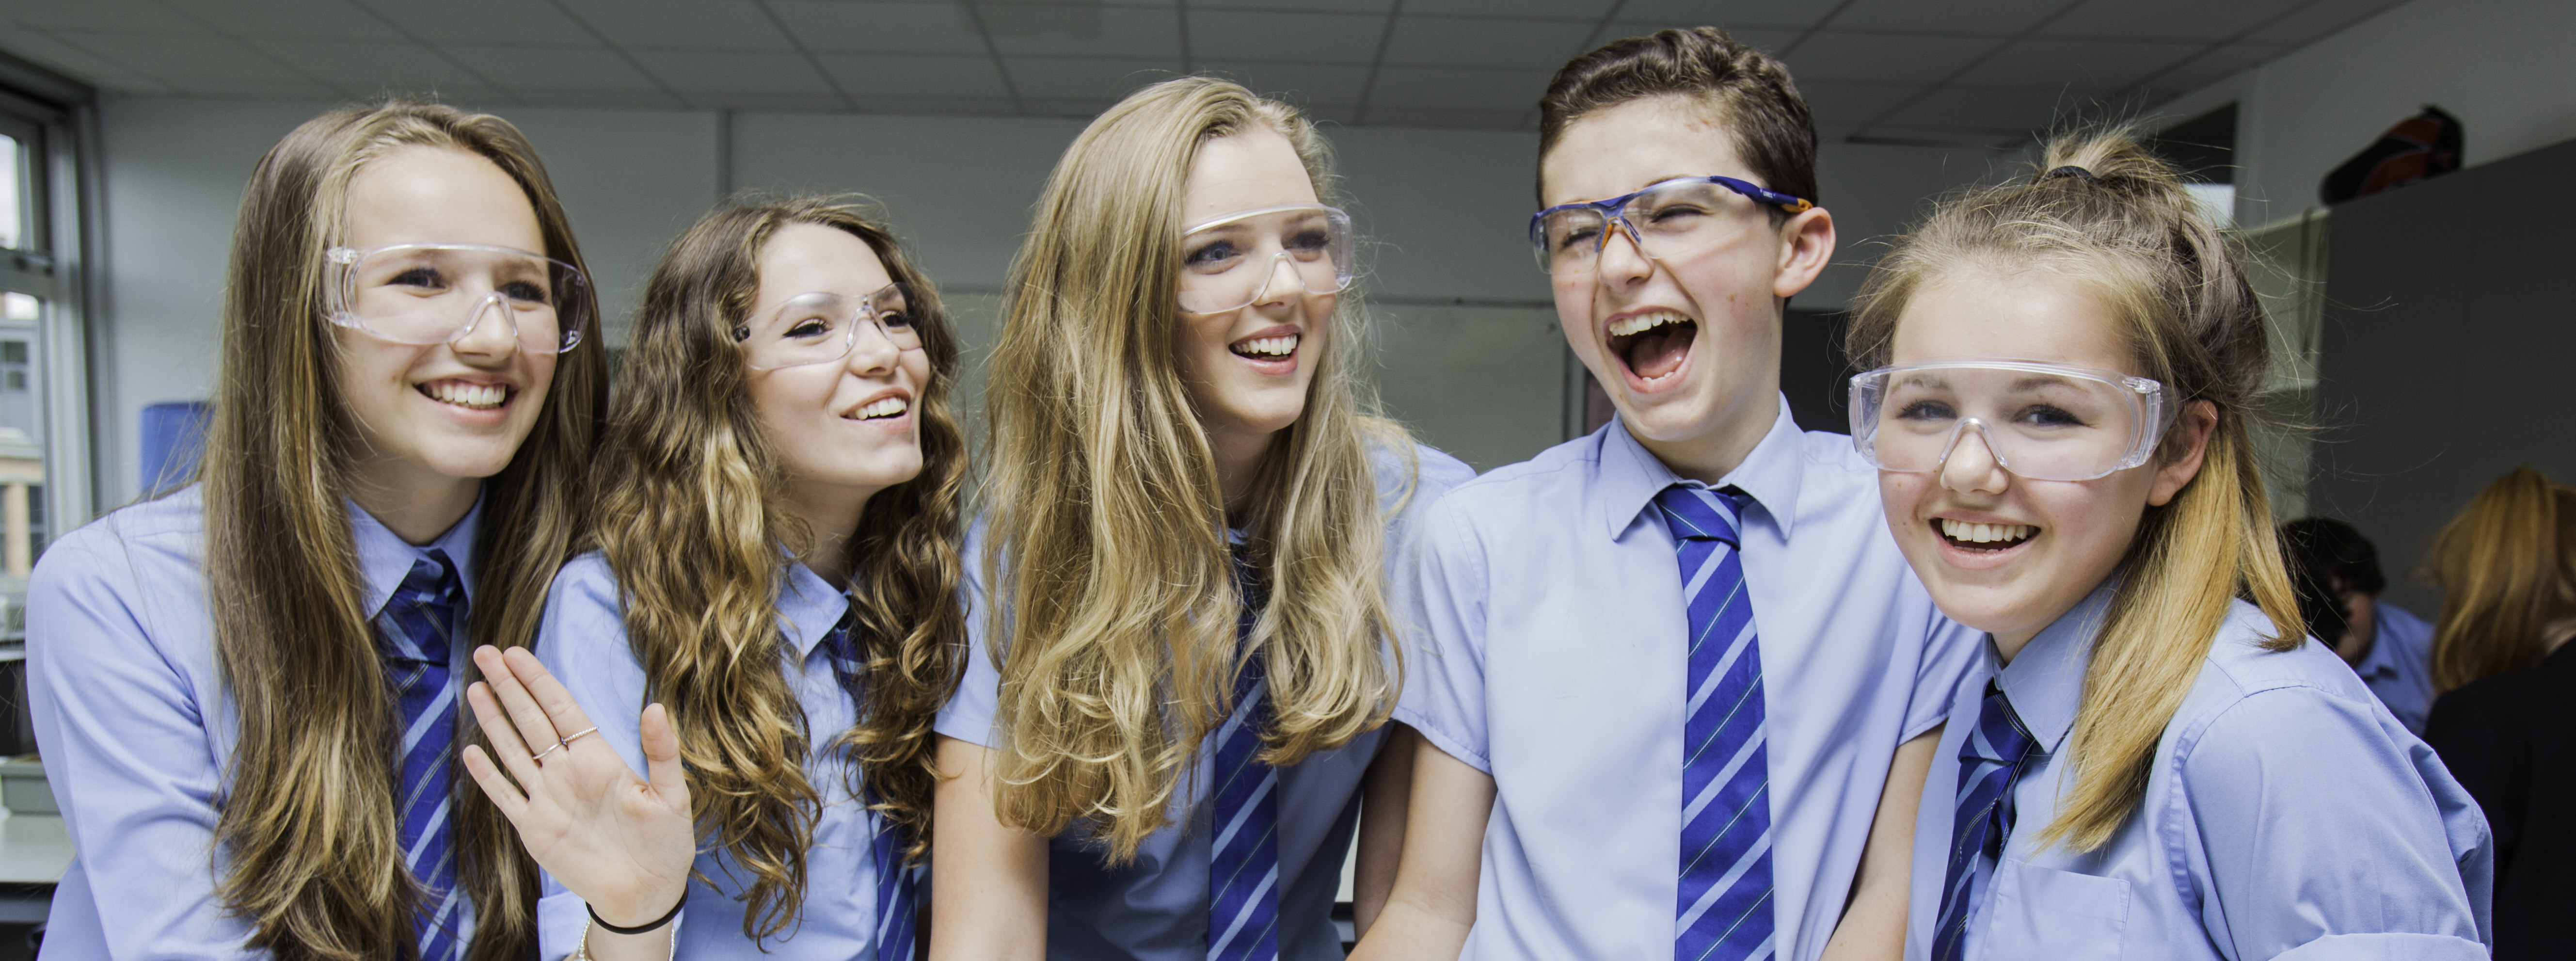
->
<box><xmin>775</xmin><ymin>560</ymin><xmax>852</xmax><ymax>658</ymax></box>
<box><xmin>349</xmin><ymin>495</ymin><xmax>483</xmax><ymax>621</ymax></box>
<box><xmin>1598</xmin><ymin>396</ymin><xmax>1807</xmax><ymax>542</ymax></box>
<box><xmin>1993</xmin><ymin>577</ymin><xmax>2120</xmax><ymax>754</ymax></box>
<box><xmin>2352</xmin><ymin>604</ymin><xmax>2402</xmax><ymax>681</ymax></box>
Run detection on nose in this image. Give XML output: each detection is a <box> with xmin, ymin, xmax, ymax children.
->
<box><xmin>1937</xmin><ymin>419</ymin><xmax>2013</xmax><ymax>494</ymax></box>
<box><xmin>449</xmin><ymin>292</ymin><xmax>520</xmax><ymax>363</ymax></box>
<box><xmin>1248</xmin><ymin>251</ymin><xmax>1306</xmax><ymax>309</ymax></box>
<box><xmin>1594</xmin><ymin>217</ymin><xmax>1655</xmax><ymax>287</ymax></box>
<box><xmin>844</xmin><ymin>314</ymin><xmax>902</xmax><ymax>377</ymax></box>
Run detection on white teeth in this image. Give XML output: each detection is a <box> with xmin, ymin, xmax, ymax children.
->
<box><xmin>425</xmin><ymin>381</ymin><xmax>506</xmax><ymax>410</ymax></box>
<box><xmin>1233</xmin><ymin>335</ymin><xmax>1298</xmax><ymax>357</ymax></box>
<box><xmin>1940</xmin><ymin>519</ymin><xmax>2035</xmax><ymax>544</ymax></box>
<box><xmin>1607</xmin><ymin>311</ymin><xmax>1691</xmax><ymax>337</ymax></box>
<box><xmin>853</xmin><ymin>397</ymin><xmax>908</xmax><ymax>420</ymax></box>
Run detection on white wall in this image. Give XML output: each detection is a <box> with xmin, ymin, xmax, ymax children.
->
<box><xmin>90</xmin><ymin>96</ymin><xmax>2019</xmax><ymax>500</ymax></box>
<box><xmin>2151</xmin><ymin>0</ymin><xmax>2576</xmax><ymax>228</ymax></box>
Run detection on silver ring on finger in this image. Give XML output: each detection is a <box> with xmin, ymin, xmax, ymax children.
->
<box><xmin>560</xmin><ymin>726</ymin><xmax>601</xmax><ymax>746</ymax></box>
<box><xmin>530</xmin><ymin>740</ymin><xmax>567</xmax><ymax>763</ymax></box>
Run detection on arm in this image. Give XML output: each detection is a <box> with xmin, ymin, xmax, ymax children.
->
<box><xmin>929</xmin><ymin>735</ymin><xmax>1048</xmax><ymax>961</ymax></box>
<box><xmin>2422</xmin><ymin>690</ymin><xmax>2522</xmax><ymax>867</ymax></box>
<box><xmin>1822</xmin><ymin>725</ymin><xmax>1941</xmax><ymax>961</ymax></box>
<box><xmin>1353</xmin><ymin>722</ymin><xmax>1421</xmax><ymax>935</ymax></box>
<box><xmin>460</xmin><ymin>646</ymin><xmax>695</xmax><ymax>961</ymax></box>
<box><xmin>1347</xmin><ymin>736</ymin><xmax>1495</xmax><ymax>961</ymax></box>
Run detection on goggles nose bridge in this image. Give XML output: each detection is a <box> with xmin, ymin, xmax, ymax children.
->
<box><xmin>1932</xmin><ymin>416</ymin><xmax>2007</xmax><ymax>475</ymax></box>
<box><xmin>447</xmin><ymin>290</ymin><xmax>522</xmax><ymax>347</ymax></box>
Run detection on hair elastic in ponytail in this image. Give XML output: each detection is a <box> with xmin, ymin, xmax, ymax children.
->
<box><xmin>2042</xmin><ymin>165</ymin><xmax>2100</xmax><ymax>183</ymax></box>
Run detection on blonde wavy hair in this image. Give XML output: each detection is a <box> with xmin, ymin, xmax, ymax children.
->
<box><xmin>202</xmin><ymin>100</ymin><xmax>605</xmax><ymax>961</ymax></box>
<box><xmin>980</xmin><ymin>77</ymin><xmax>1415</xmax><ymax>860</ymax></box>
<box><xmin>589</xmin><ymin>197</ymin><xmax>968</xmax><ymax>940</ymax></box>
<box><xmin>2428</xmin><ymin>466</ymin><xmax>2576</xmax><ymax>692</ymax></box>
<box><xmin>1848</xmin><ymin>128</ymin><xmax>2303</xmax><ymax>853</ymax></box>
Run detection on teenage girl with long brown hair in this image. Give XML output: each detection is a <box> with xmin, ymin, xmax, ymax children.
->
<box><xmin>928</xmin><ymin>77</ymin><xmax>1474</xmax><ymax>961</ymax></box>
<box><xmin>27</xmin><ymin>100</ymin><xmax>605</xmax><ymax>960</ymax></box>
<box><xmin>1844</xmin><ymin>129</ymin><xmax>2490</xmax><ymax>959</ymax></box>
<box><xmin>459</xmin><ymin>196</ymin><xmax>966</xmax><ymax>961</ymax></box>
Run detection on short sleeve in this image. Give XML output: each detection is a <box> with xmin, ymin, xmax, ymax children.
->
<box><xmin>528</xmin><ymin>557</ymin><xmax>656</xmax><ymax>960</ymax></box>
<box><xmin>2178</xmin><ymin>684</ymin><xmax>2490</xmax><ymax>959</ymax></box>
<box><xmin>1388</xmin><ymin>491</ymin><xmax>1495</xmax><ymax>773</ymax></box>
<box><xmin>933</xmin><ymin>527</ymin><xmax>1003</xmax><ymax>749</ymax></box>
<box><xmin>1906</xmin><ymin>610</ymin><xmax>1984</xmax><ymax>741</ymax></box>
<box><xmin>26</xmin><ymin>531</ymin><xmax>259</xmax><ymax>959</ymax></box>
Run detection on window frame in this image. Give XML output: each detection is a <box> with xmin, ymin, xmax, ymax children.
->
<box><xmin>0</xmin><ymin>58</ymin><xmax>99</xmax><ymax>545</ymax></box>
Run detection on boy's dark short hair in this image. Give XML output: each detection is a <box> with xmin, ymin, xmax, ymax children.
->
<box><xmin>1538</xmin><ymin>26</ymin><xmax>1820</xmax><ymax>208</ymax></box>
<box><xmin>2280</xmin><ymin>517</ymin><xmax>2387</xmax><ymax>647</ymax></box>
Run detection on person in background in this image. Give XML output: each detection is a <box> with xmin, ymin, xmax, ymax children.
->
<box><xmin>461</xmin><ymin>197</ymin><xmax>967</xmax><ymax>961</ymax></box>
<box><xmin>25</xmin><ymin>100</ymin><xmax>606</xmax><ymax>959</ymax></box>
<box><xmin>2279</xmin><ymin>516</ymin><xmax>2439</xmax><ymax>733</ymax></box>
<box><xmin>2423</xmin><ymin>465</ymin><xmax>2576</xmax><ymax>961</ymax></box>
<box><xmin>930</xmin><ymin>77</ymin><xmax>1474</xmax><ymax>961</ymax></box>
<box><xmin>1845</xmin><ymin>129</ymin><xmax>2489</xmax><ymax>960</ymax></box>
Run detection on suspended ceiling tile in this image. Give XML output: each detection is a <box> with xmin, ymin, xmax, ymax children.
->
<box><xmin>553</xmin><ymin>0</ymin><xmax>795</xmax><ymax>52</ymax></box>
<box><xmin>1000</xmin><ymin>57</ymin><xmax>1177</xmax><ymax>100</ymax></box>
<box><xmin>505</xmin><ymin>87</ymin><xmax>686</xmax><ymax>109</ymax></box>
<box><xmin>1020</xmin><ymin>95</ymin><xmax>1119</xmax><ymax>117</ymax></box>
<box><xmin>2138</xmin><ymin>41</ymin><xmax>2287</xmax><ymax>93</ymax></box>
<box><xmin>1883</xmin><ymin>84</ymin><xmax>2085</xmax><ymax>135</ymax></box>
<box><xmin>1953</xmin><ymin>37</ymin><xmax>2207</xmax><ymax>93</ymax></box>
<box><xmin>1365</xmin><ymin>65</ymin><xmax>1551</xmax><ymax>112</ymax></box>
<box><xmin>1400</xmin><ymin>0</ymin><xmax>1614</xmax><ymax>20</ymax></box>
<box><xmin>1193</xmin><ymin>60</ymin><xmax>1374</xmax><ymax>105</ymax></box>
<box><xmin>1188</xmin><ymin>0</ymin><xmax>1393</xmax><ymax>12</ymax></box>
<box><xmin>1614</xmin><ymin>0</ymin><xmax>1846</xmax><ymax>31</ymax></box>
<box><xmin>981</xmin><ymin>4</ymin><xmax>1181</xmax><ymax>58</ymax></box>
<box><xmin>1825</xmin><ymin>0</ymin><xmax>2073</xmax><ymax>35</ymax></box>
<box><xmin>444</xmin><ymin>45</ymin><xmax>665</xmax><ymax>92</ymax></box>
<box><xmin>60</xmin><ymin>32</ymin><xmax>315</xmax><ymax>84</ymax></box>
<box><xmin>2043</xmin><ymin>0</ymin><xmax>2308</xmax><ymax>42</ymax></box>
<box><xmin>1783</xmin><ymin>32</ymin><xmax>2008</xmax><ymax>84</ymax></box>
<box><xmin>693</xmin><ymin>92</ymin><xmax>852</xmax><ymax>111</ymax></box>
<box><xmin>767</xmin><ymin>1</ymin><xmax>988</xmax><ymax>55</ymax></box>
<box><xmin>1359</xmin><ymin>106</ymin><xmax>1527</xmax><ymax>129</ymax></box>
<box><xmin>0</xmin><ymin>0</ymin><xmax>205</xmax><ymax>35</ymax></box>
<box><xmin>1187</xmin><ymin>10</ymin><xmax>1387</xmax><ymax>65</ymax></box>
<box><xmin>1301</xmin><ymin>103</ymin><xmax>1361</xmax><ymax>125</ymax></box>
<box><xmin>349</xmin><ymin>0</ymin><xmax>592</xmax><ymax>43</ymax></box>
<box><xmin>1598</xmin><ymin>21</ymin><xmax>1799</xmax><ymax>54</ymax></box>
<box><xmin>1381</xmin><ymin>16</ymin><xmax>1597</xmax><ymax>70</ymax></box>
<box><xmin>855</xmin><ymin>95</ymin><xmax>1020</xmax><ymax>116</ymax></box>
<box><xmin>0</xmin><ymin>31</ymin><xmax>175</xmax><ymax>92</ymax></box>
<box><xmin>2240</xmin><ymin>0</ymin><xmax>2410</xmax><ymax>44</ymax></box>
<box><xmin>626</xmin><ymin>49</ymin><xmax>836</xmax><ymax>96</ymax></box>
<box><xmin>159</xmin><ymin>77</ymin><xmax>341</xmax><ymax>98</ymax></box>
<box><xmin>814</xmin><ymin>53</ymin><xmax>1012</xmax><ymax>99</ymax></box>
<box><xmin>161</xmin><ymin>0</ymin><xmax>403</xmax><ymax>42</ymax></box>
<box><xmin>249</xmin><ymin>39</ymin><xmax>488</xmax><ymax>88</ymax></box>
<box><xmin>1797</xmin><ymin>81</ymin><xmax>1922</xmax><ymax>130</ymax></box>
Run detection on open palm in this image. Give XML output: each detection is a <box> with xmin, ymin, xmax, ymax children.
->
<box><xmin>460</xmin><ymin>645</ymin><xmax>698</xmax><ymax>926</ymax></box>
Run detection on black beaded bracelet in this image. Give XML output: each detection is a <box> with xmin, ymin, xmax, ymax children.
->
<box><xmin>588</xmin><ymin>896</ymin><xmax>685</xmax><ymax>936</ymax></box>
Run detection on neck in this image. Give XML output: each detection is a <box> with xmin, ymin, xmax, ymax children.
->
<box><xmin>1632</xmin><ymin>391</ymin><xmax>1777</xmax><ymax>486</ymax></box>
<box><xmin>1208</xmin><ymin>426</ymin><xmax>1276</xmax><ymax>513</ymax></box>
<box><xmin>780</xmin><ymin>478</ymin><xmax>876</xmax><ymax>588</ymax></box>
<box><xmin>345</xmin><ymin>458</ymin><xmax>481</xmax><ymax>546</ymax></box>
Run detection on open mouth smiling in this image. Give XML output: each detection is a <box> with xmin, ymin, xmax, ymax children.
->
<box><xmin>1935</xmin><ymin>517</ymin><xmax>2038</xmax><ymax>553</ymax></box>
<box><xmin>1231</xmin><ymin>332</ymin><xmax>1298</xmax><ymax>360</ymax></box>
<box><xmin>1607</xmin><ymin>310</ymin><xmax>1695</xmax><ymax>384</ymax></box>
<box><xmin>419</xmin><ymin>379</ymin><xmax>511</xmax><ymax>411</ymax></box>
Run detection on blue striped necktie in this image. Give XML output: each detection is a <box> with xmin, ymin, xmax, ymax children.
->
<box><xmin>1931</xmin><ymin>681</ymin><xmax>2041</xmax><ymax>961</ymax></box>
<box><xmin>1655</xmin><ymin>484</ymin><xmax>1776</xmax><ymax>961</ymax></box>
<box><xmin>377</xmin><ymin>551</ymin><xmax>464</xmax><ymax>961</ymax></box>
<box><xmin>1208</xmin><ymin>543</ymin><xmax>1280</xmax><ymax>961</ymax></box>
<box><xmin>818</xmin><ymin>606</ymin><xmax>920</xmax><ymax>961</ymax></box>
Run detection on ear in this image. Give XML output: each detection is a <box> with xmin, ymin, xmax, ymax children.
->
<box><xmin>2146</xmin><ymin>400</ymin><xmax>2219</xmax><ymax>507</ymax></box>
<box><xmin>1772</xmin><ymin>206</ymin><xmax>1836</xmax><ymax>300</ymax></box>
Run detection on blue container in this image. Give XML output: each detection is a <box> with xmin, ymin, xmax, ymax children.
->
<box><xmin>140</xmin><ymin>400</ymin><xmax>210</xmax><ymax>495</ymax></box>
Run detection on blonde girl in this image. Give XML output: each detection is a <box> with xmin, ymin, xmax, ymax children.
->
<box><xmin>28</xmin><ymin>100</ymin><xmax>605</xmax><ymax>960</ymax></box>
<box><xmin>930</xmin><ymin>77</ymin><xmax>1474</xmax><ymax>960</ymax></box>
<box><xmin>1845</xmin><ymin>130</ymin><xmax>2492</xmax><ymax>959</ymax></box>
<box><xmin>460</xmin><ymin>197</ymin><xmax>967</xmax><ymax>960</ymax></box>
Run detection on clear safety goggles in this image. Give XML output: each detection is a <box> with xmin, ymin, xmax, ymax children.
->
<box><xmin>1177</xmin><ymin>204</ymin><xmax>1354</xmax><ymax>315</ymax></box>
<box><xmin>1529</xmin><ymin>175</ymin><xmax>1816</xmax><ymax>275</ymax></box>
<box><xmin>731</xmin><ymin>282</ymin><xmax>922</xmax><ymax>371</ymax></box>
<box><xmin>1848</xmin><ymin>358</ymin><xmax>2174</xmax><ymax>482</ymax></box>
<box><xmin>325</xmin><ymin>243</ymin><xmax>590</xmax><ymax>354</ymax></box>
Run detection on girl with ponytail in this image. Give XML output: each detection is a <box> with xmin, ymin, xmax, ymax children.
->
<box><xmin>27</xmin><ymin>100</ymin><xmax>606</xmax><ymax>960</ymax></box>
<box><xmin>1844</xmin><ymin>129</ymin><xmax>2491</xmax><ymax>959</ymax></box>
<box><xmin>459</xmin><ymin>197</ymin><xmax>967</xmax><ymax>960</ymax></box>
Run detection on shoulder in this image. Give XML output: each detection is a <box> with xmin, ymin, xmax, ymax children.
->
<box><xmin>29</xmin><ymin>489</ymin><xmax>209</xmax><ymax>622</ymax></box>
<box><xmin>1784</xmin><ymin>428</ymin><xmax>1885</xmax><ymax>519</ymax></box>
<box><xmin>535</xmin><ymin>552</ymin><xmax>631</xmax><ymax>656</ymax></box>
<box><xmin>1432</xmin><ymin>429</ymin><xmax>1599</xmax><ymax>513</ymax></box>
<box><xmin>2172</xmin><ymin>601</ymin><xmax>2417</xmax><ymax>770</ymax></box>
<box><xmin>1368</xmin><ymin>437</ymin><xmax>1477</xmax><ymax>515</ymax></box>
<box><xmin>546</xmin><ymin>550</ymin><xmax>621</xmax><ymax>606</ymax></box>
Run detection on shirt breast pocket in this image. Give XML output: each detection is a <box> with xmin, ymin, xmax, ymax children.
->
<box><xmin>1981</xmin><ymin>859</ymin><xmax>2130</xmax><ymax>961</ymax></box>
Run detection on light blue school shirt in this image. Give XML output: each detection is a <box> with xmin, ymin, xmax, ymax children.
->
<box><xmin>26</xmin><ymin>485</ymin><xmax>483</xmax><ymax>960</ymax></box>
<box><xmin>535</xmin><ymin>551</ymin><xmax>898</xmax><ymax>960</ymax></box>
<box><xmin>934</xmin><ymin>441</ymin><xmax>1473</xmax><ymax>961</ymax></box>
<box><xmin>1903</xmin><ymin>584</ymin><xmax>2493</xmax><ymax>961</ymax></box>
<box><xmin>1394</xmin><ymin>405</ymin><xmax>1983</xmax><ymax>961</ymax></box>
<box><xmin>2356</xmin><ymin>600</ymin><xmax>2436</xmax><ymax>735</ymax></box>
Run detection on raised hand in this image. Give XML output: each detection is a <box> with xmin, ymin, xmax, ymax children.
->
<box><xmin>459</xmin><ymin>645</ymin><xmax>697</xmax><ymax>928</ymax></box>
